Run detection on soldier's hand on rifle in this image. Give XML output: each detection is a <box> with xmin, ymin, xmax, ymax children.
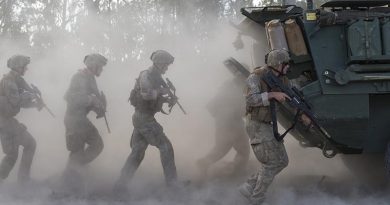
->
<box><xmin>300</xmin><ymin>114</ymin><xmax>312</xmax><ymax>127</ymax></box>
<box><xmin>20</xmin><ymin>91</ymin><xmax>37</xmax><ymax>108</ymax></box>
<box><xmin>95</xmin><ymin>110</ymin><xmax>105</xmax><ymax>119</ymax></box>
<box><xmin>158</xmin><ymin>87</ymin><xmax>170</xmax><ymax>95</ymax></box>
<box><xmin>89</xmin><ymin>94</ymin><xmax>105</xmax><ymax>116</ymax></box>
<box><xmin>268</xmin><ymin>92</ymin><xmax>291</xmax><ymax>103</ymax></box>
<box><xmin>167</xmin><ymin>95</ymin><xmax>178</xmax><ymax>107</ymax></box>
<box><xmin>20</xmin><ymin>91</ymin><xmax>35</xmax><ymax>102</ymax></box>
<box><xmin>94</xmin><ymin>104</ymin><xmax>105</xmax><ymax>119</ymax></box>
<box><xmin>34</xmin><ymin>98</ymin><xmax>44</xmax><ymax>111</ymax></box>
<box><xmin>89</xmin><ymin>94</ymin><xmax>102</xmax><ymax>108</ymax></box>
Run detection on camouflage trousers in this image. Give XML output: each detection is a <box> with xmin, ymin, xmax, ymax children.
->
<box><xmin>64</xmin><ymin>115</ymin><xmax>103</xmax><ymax>167</ymax></box>
<box><xmin>116</xmin><ymin>111</ymin><xmax>177</xmax><ymax>188</ymax></box>
<box><xmin>242</xmin><ymin>121</ymin><xmax>289</xmax><ymax>204</ymax></box>
<box><xmin>0</xmin><ymin>117</ymin><xmax>36</xmax><ymax>182</ymax></box>
<box><xmin>62</xmin><ymin>115</ymin><xmax>103</xmax><ymax>194</ymax></box>
<box><xmin>198</xmin><ymin>122</ymin><xmax>249</xmax><ymax>172</ymax></box>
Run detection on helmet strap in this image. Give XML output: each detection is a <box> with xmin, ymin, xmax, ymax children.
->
<box><xmin>154</xmin><ymin>63</ymin><xmax>168</xmax><ymax>73</ymax></box>
<box><xmin>269</xmin><ymin>66</ymin><xmax>284</xmax><ymax>77</ymax></box>
<box><xmin>86</xmin><ymin>65</ymin><xmax>98</xmax><ymax>75</ymax></box>
<box><xmin>11</xmin><ymin>67</ymin><xmax>25</xmax><ymax>76</ymax></box>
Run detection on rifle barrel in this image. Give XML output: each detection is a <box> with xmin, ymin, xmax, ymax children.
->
<box><xmin>44</xmin><ymin>105</ymin><xmax>56</xmax><ymax>118</ymax></box>
<box><xmin>177</xmin><ymin>101</ymin><xmax>187</xmax><ymax>114</ymax></box>
<box><xmin>104</xmin><ymin>115</ymin><xmax>111</xmax><ymax>133</ymax></box>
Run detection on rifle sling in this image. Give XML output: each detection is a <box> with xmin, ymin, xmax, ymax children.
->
<box><xmin>270</xmin><ymin>99</ymin><xmax>301</xmax><ymax>142</ymax></box>
<box><xmin>269</xmin><ymin>99</ymin><xmax>280</xmax><ymax>140</ymax></box>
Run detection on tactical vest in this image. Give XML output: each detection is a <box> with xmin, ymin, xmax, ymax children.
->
<box><xmin>0</xmin><ymin>72</ymin><xmax>22</xmax><ymax>118</ymax></box>
<box><xmin>64</xmin><ymin>69</ymin><xmax>100</xmax><ymax>116</ymax></box>
<box><xmin>129</xmin><ymin>70</ymin><xmax>163</xmax><ymax>115</ymax></box>
<box><xmin>246</xmin><ymin>66</ymin><xmax>288</xmax><ymax>123</ymax></box>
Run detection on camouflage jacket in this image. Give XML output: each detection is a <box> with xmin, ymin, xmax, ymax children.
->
<box><xmin>132</xmin><ymin>66</ymin><xmax>165</xmax><ymax>115</ymax></box>
<box><xmin>245</xmin><ymin>66</ymin><xmax>289</xmax><ymax>123</ymax></box>
<box><xmin>64</xmin><ymin>68</ymin><xmax>100</xmax><ymax>116</ymax></box>
<box><xmin>0</xmin><ymin>70</ymin><xmax>35</xmax><ymax>118</ymax></box>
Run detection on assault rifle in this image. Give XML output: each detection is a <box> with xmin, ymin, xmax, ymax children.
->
<box><xmin>159</xmin><ymin>77</ymin><xmax>186</xmax><ymax>115</ymax></box>
<box><xmin>97</xmin><ymin>91</ymin><xmax>111</xmax><ymax>134</ymax></box>
<box><xmin>30</xmin><ymin>84</ymin><xmax>56</xmax><ymax>118</ymax></box>
<box><xmin>262</xmin><ymin>71</ymin><xmax>332</xmax><ymax>141</ymax></box>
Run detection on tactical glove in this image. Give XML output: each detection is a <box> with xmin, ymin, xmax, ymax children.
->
<box><xmin>89</xmin><ymin>94</ymin><xmax>106</xmax><ymax>118</ymax></box>
<box><xmin>34</xmin><ymin>98</ymin><xmax>44</xmax><ymax>111</ymax></box>
<box><xmin>89</xmin><ymin>94</ymin><xmax>103</xmax><ymax>109</ymax></box>
<box><xmin>20</xmin><ymin>91</ymin><xmax>36</xmax><ymax>107</ymax></box>
<box><xmin>95</xmin><ymin>108</ymin><xmax>105</xmax><ymax>119</ymax></box>
<box><xmin>158</xmin><ymin>87</ymin><xmax>170</xmax><ymax>96</ymax></box>
<box><xmin>167</xmin><ymin>95</ymin><xmax>178</xmax><ymax>107</ymax></box>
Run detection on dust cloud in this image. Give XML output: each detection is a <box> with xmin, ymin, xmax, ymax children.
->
<box><xmin>0</xmin><ymin>6</ymin><xmax>389</xmax><ymax>205</ymax></box>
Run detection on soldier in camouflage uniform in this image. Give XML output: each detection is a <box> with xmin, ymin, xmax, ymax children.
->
<box><xmin>238</xmin><ymin>49</ymin><xmax>310</xmax><ymax>205</ymax></box>
<box><xmin>0</xmin><ymin>55</ymin><xmax>43</xmax><ymax>183</ymax></box>
<box><xmin>62</xmin><ymin>53</ymin><xmax>107</xmax><ymax>189</ymax></box>
<box><xmin>197</xmin><ymin>75</ymin><xmax>249</xmax><ymax>177</ymax></box>
<box><xmin>115</xmin><ymin>50</ymin><xmax>178</xmax><ymax>192</ymax></box>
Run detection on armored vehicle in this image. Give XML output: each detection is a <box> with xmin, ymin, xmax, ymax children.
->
<box><xmin>226</xmin><ymin>0</ymin><xmax>390</xmax><ymax>174</ymax></box>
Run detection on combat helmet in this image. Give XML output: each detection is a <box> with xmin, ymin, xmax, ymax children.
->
<box><xmin>7</xmin><ymin>55</ymin><xmax>31</xmax><ymax>71</ymax></box>
<box><xmin>150</xmin><ymin>50</ymin><xmax>174</xmax><ymax>65</ymax></box>
<box><xmin>84</xmin><ymin>53</ymin><xmax>107</xmax><ymax>68</ymax></box>
<box><xmin>266</xmin><ymin>49</ymin><xmax>290</xmax><ymax>69</ymax></box>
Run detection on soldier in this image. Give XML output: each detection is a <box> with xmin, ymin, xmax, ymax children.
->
<box><xmin>197</xmin><ymin>74</ymin><xmax>250</xmax><ymax>177</ymax></box>
<box><xmin>0</xmin><ymin>55</ymin><xmax>43</xmax><ymax>184</ymax></box>
<box><xmin>62</xmin><ymin>53</ymin><xmax>107</xmax><ymax>191</ymax></box>
<box><xmin>114</xmin><ymin>50</ymin><xmax>178</xmax><ymax>192</ymax></box>
<box><xmin>238</xmin><ymin>49</ymin><xmax>310</xmax><ymax>205</ymax></box>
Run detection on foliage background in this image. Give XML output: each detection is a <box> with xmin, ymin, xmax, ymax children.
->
<box><xmin>0</xmin><ymin>0</ymin><xmax>329</xmax><ymax>62</ymax></box>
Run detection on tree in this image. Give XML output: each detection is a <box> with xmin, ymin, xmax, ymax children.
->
<box><xmin>0</xmin><ymin>0</ymin><xmax>255</xmax><ymax>62</ymax></box>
